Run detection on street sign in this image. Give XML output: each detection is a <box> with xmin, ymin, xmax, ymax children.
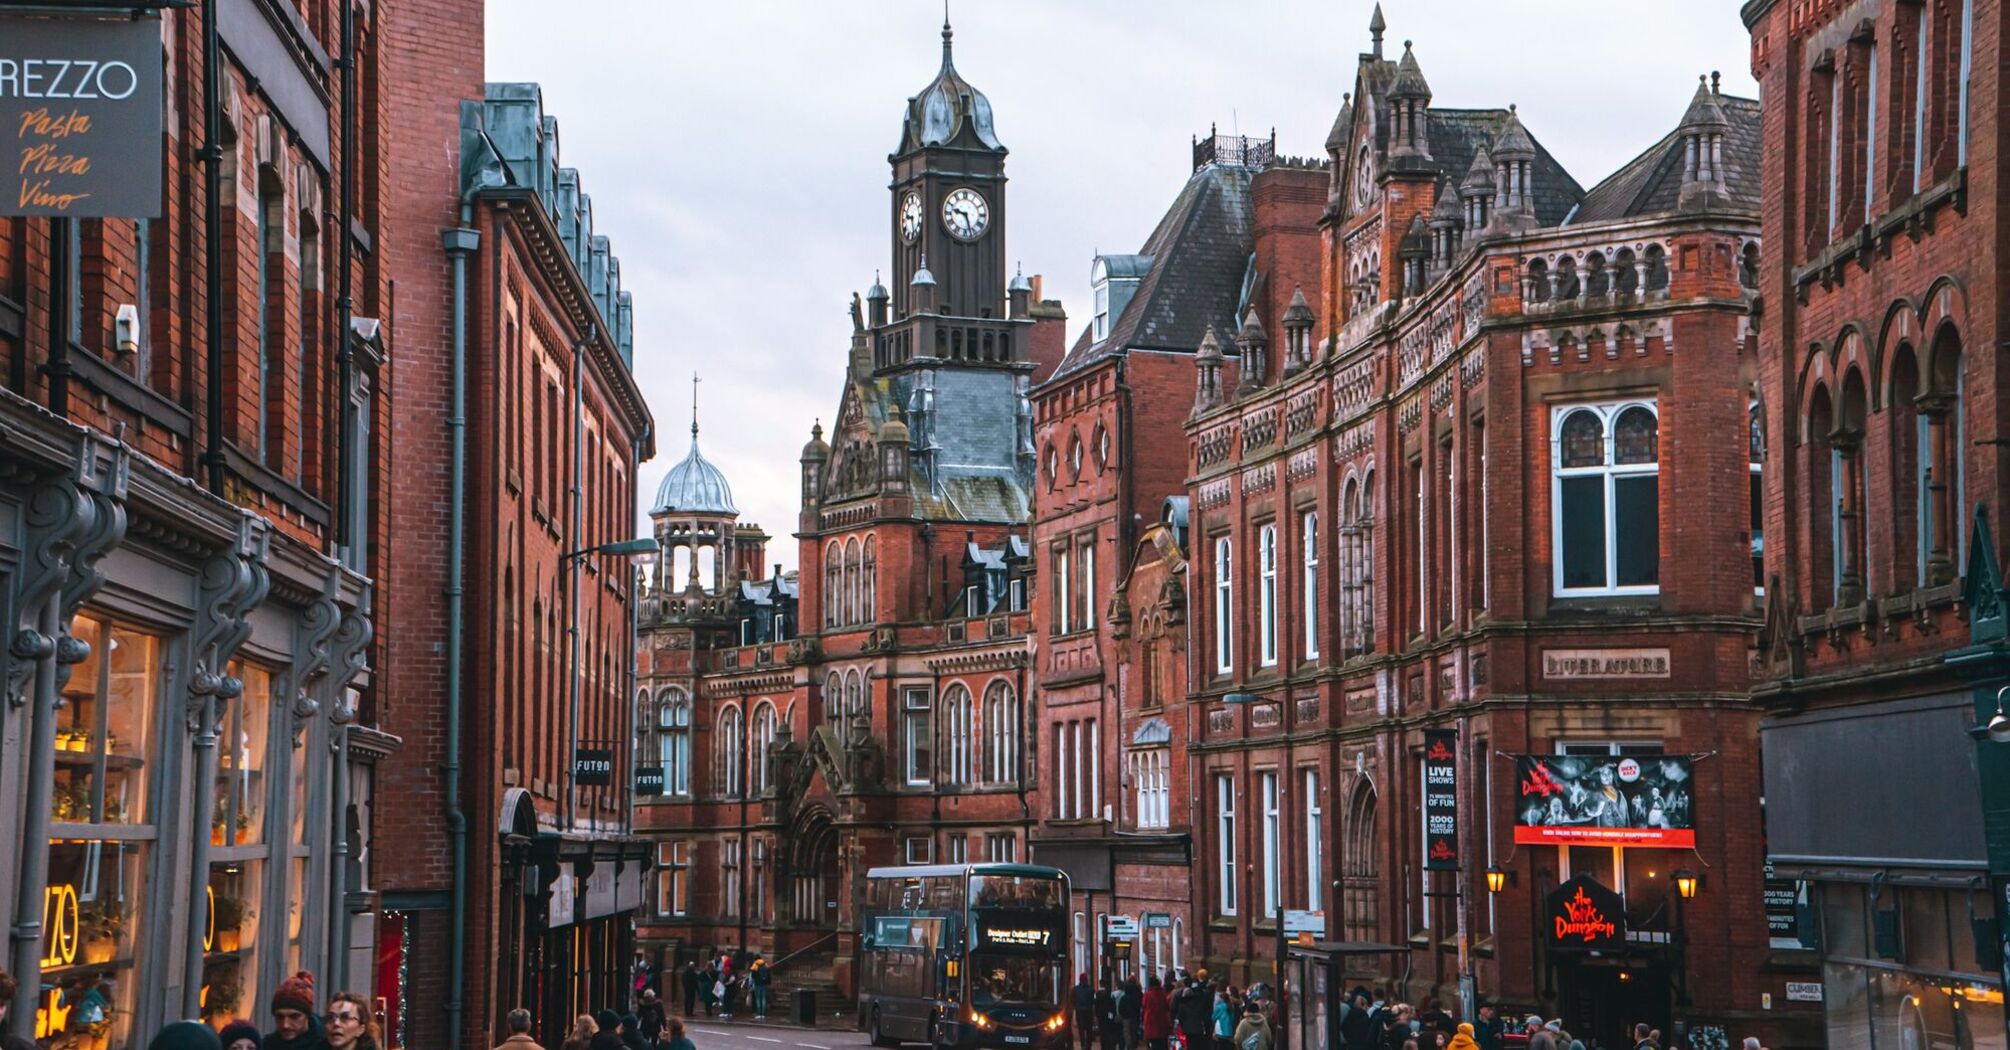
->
<box><xmin>1282</xmin><ymin>909</ymin><xmax>1325</xmax><ymax>936</ymax></box>
<box><xmin>1784</xmin><ymin>982</ymin><xmax>1822</xmax><ymax>1003</ymax></box>
<box><xmin>1104</xmin><ymin>915</ymin><xmax>1140</xmax><ymax>939</ymax></box>
<box><xmin>0</xmin><ymin>13</ymin><xmax>164</xmax><ymax>216</ymax></box>
<box><xmin>1144</xmin><ymin>913</ymin><xmax>1172</xmax><ymax>929</ymax></box>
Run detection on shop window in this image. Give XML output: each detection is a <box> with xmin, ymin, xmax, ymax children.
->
<box><xmin>1553</xmin><ymin>401</ymin><xmax>1660</xmax><ymax>596</ymax></box>
<box><xmin>38</xmin><ymin>614</ymin><xmax>159</xmax><ymax>1050</ymax></box>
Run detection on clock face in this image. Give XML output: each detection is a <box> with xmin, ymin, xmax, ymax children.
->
<box><xmin>942</xmin><ymin>187</ymin><xmax>989</xmax><ymax>241</ymax></box>
<box><xmin>900</xmin><ymin>192</ymin><xmax>923</xmax><ymax>244</ymax></box>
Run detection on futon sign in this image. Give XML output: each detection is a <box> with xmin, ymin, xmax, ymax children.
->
<box><xmin>634</xmin><ymin>766</ymin><xmax>665</xmax><ymax>797</ymax></box>
<box><xmin>1512</xmin><ymin>753</ymin><xmax>1696</xmax><ymax>848</ymax></box>
<box><xmin>1423</xmin><ymin>729</ymin><xmax>1459</xmax><ymax>870</ymax></box>
<box><xmin>0</xmin><ymin>14</ymin><xmax>162</xmax><ymax>216</ymax></box>
<box><xmin>1545</xmin><ymin>874</ymin><xmax>1625</xmax><ymax>949</ymax></box>
<box><xmin>573</xmin><ymin>748</ymin><xmax>613</xmax><ymax>787</ymax></box>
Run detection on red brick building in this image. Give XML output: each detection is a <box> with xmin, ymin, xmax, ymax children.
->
<box><xmin>1176</xmin><ymin>12</ymin><xmax>1807</xmax><ymax>1047</ymax></box>
<box><xmin>631</xmin><ymin>21</ymin><xmax>1065</xmax><ymax>1006</ymax></box>
<box><xmin>374</xmin><ymin>13</ymin><xmax>655</xmax><ymax>1049</ymax></box>
<box><xmin>0</xmin><ymin>2</ymin><xmax>392</xmax><ymax>1047</ymax></box>
<box><xmin>1027</xmin><ymin>139</ymin><xmax>1326</xmax><ymax>983</ymax></box>
<box><xmin>1743</xmin><ymin>0</ymin><xmax>2009</xmax><ymax>1043</ymax></box>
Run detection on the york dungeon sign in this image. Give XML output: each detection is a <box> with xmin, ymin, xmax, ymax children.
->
<box><xmin>1513</xmin><ymin>753</ymin><xmax>1696</xmax><ymax>848</ymax></box>
<box><xmin>0</xmin><ymin>13</ymin><xmax>163</xmax><ymax>217</ymax></box>
<box><xmin>1545</xmin><ymin>873</ymin><xmax>1626</xmax><ymax>949</ymax></box>
<box><xmin>1423</xmin><ymin>730</ymin><xmax>1459</xmax><ymax>870</ymax></box>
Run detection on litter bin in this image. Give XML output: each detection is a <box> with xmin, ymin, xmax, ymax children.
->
<box><xmin>794</xmin><ymin>988</ymin><xmax>816</xmax><ymax>1027</ymax></box>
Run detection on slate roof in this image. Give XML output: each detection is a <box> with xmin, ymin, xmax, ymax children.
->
<box><xmin>1425</xmin><ymin>109</ymin><xmax>1584</xmax><ymax>227</ymax></box>
<box><xmin>1054</xmin><ymin>163</ymin><xmax>1256</xmax><ymax>378</ymax></box>
<box><xmin>1570</xmin><ymin>94</ymin><xmax>1762</xmax><ymax>223</ymax></box>
<box><xmin>842</xmin><ymin>367</ymin><xmax>1033</xmax><ymax>524</ymax></box>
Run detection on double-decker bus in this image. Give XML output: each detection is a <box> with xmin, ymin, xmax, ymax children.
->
<box><xmin>858</xmin><ymin>863</ymin><xmax>1072</xmax><ymax>1050</ymax></box>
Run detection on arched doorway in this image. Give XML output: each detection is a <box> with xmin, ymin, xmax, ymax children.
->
<box><xmin>1342</xmin><ymin>780</ymin><xmax>1379</xmax><ymax>943</ymax></box>
<box><xmin>787</xmin><ymin>807</ymin><xmax>842</xmax><ymax>931</ymax></box>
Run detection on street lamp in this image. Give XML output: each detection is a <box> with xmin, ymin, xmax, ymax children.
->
<box><xmin>1674</xmin><ymin>870</ymin><xmax>1700</xmax><ymax>900</ymax></box>
<box><xmin>1484</xmin><ymin>865</ymin><xmax>1515</xmax><ymax>894</ymax></box>
<box><xmin>1672</xmin><ymin>869</ymin><xmax>1699</xmax><ymax>1006</ymax></box>
<box><xmin>1969</xmin><ymin>687</ymin><xmax>2010</xmax><ymax>743</ymax></box>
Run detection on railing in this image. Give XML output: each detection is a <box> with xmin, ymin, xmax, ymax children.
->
<box><xmin>1193</xmin><ymin>130</ymin><xmax>1275</xmax><ymax>172</ymax></box>
<box><xmin>771</xmin><ymin>931</ymin><xmax>839</xmax><ymax>973</ymax></box>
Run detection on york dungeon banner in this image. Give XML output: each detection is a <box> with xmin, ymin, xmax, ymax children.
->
<box><xmin>1513</xmin><ymin>753</ymin><xmax>1696</xmax><ymax>848</ymax></box>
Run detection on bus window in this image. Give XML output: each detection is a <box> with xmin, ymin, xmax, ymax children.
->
<box><xmin>969</xmin><ymin>955</ymin><xmax>1063</xmax><ymax>1006</ymax></box>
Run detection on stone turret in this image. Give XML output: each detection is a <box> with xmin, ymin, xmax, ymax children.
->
<box><xmin>1192</xmin><ymin>325</ymin><xmax>1225</xmax><ymax>416</ymax></box>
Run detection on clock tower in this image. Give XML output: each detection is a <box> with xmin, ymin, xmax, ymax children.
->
<box><xmin>888</xmin><ymin>18</ymin><xmax>1009</xmax><ymax>322</ymax></box>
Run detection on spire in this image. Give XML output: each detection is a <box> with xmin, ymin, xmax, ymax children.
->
<box><xmin>1369</xmin><ymin>3</ymin><xmax>1387</xmax><ymax>58</ymax></box>
<box><xmin>1391</xmin><ymin>41</ymin><xmax>1432</xmax><ymax>100</ymax></box>
<box><xmin>690</xmin><ymin>372</ymin><xmax>701</xmax><ymax>441</ymax></box>
<box><xmin>1492</xmin><ymin>104</ymin><xmax>1536</xmax><ymax>159</ymax></box>
<box><xmin>940</xmin><ymin>3</ymin><xmax>953</xmax><ymax>70</ymax></box>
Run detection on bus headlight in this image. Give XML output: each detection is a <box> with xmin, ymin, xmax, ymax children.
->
<box><xmin>967</xmin><ymin>1010</ymin><xmax>994</xmax><ymax>1031</ymax></box>
<box><xmin>1044</xmin><ymin>1013</ymin><xmax>1067</xmax><ymax>1034</ymax></box>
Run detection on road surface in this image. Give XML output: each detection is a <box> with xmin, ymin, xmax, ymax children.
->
<box><xmin>683</xmin><ymin>1020</ymin><xmax>874</xmax><ymax>1050</ymax></box>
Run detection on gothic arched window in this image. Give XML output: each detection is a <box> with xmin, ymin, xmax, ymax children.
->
<box><xmin>751</xmin><ymin>701</ymin><xmax>778</xmax><ymax>794</ymax></box>
<box><xmin>716</xmin><ymin>704</ymin><xmax>745</xmax><ymax>799</ymax></box>
<box><xmin>983</xmin><ymin>680</ymin><xmax>1017</xmax><ymax>784</ymax></box>
<box><xmin>843</xmin><ymin>537</ymin><xmax>861</xmax><ymax>627</ymax></box>
<box><xmin>940</xmin><ymin>684</ymin><xmax>973</xmax><ymax>787</ymax></box>
<box><xmin>824</xmin><ymin>540</ymin><xmax>841</xmax><ymax>626</ymax></box>
<box><xmin>659</xmin><ymin>688</ymin><xmax>691</xmax><ymax>796</ymax></box>
<box><xmin>862</xmin><ymin>536</ymin><xmax>878</xmax><ymax>624</ymax></box>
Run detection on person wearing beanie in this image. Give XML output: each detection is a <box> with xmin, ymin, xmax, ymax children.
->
<box><xmin>619</xmin><ymin>1015</ymin><xmax>644</xmax><ymax>1050</ymax></box>
<box><xmin>220</xmin><ymin>1020</ymin><xmax>264</xmax><ymax>1050</ymax></box>
<box><xmin>589</xmin><ymin>1011</ymin><xmax>624</xmax><ymax>1050</ymax></box>
<box><xmin>151</xmin><ymin>1021</ymin><xmax>224</xmax><ymax>1050</ymax></box>
<box><xmin>267</xmin><ymin>972</ymin><xmax>326</xmax><ymax>1050</ymax></box>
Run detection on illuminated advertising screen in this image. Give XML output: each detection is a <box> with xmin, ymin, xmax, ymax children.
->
<box><xmin>1512</xmin><ymin>753</ymin><xmax>1695</xmax><ymax>848</ymax></box>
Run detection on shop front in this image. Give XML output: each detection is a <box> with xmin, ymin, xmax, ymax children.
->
<box><xmin>0</xmin><ymin>406</ymin><xmax>386</xmax><ymax>1050</ymax></box>
<box><xmin>495</xmin><ymin>833</ymin><xmax>649</xmax><ymax>1046</ymax></box>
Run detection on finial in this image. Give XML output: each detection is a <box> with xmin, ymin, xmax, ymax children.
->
<box><xmin>691</xmin><ymin>373</ymin><xmax>701</xmax><ymax>440</ymax></box>
<box><xmin>1509</xmin><ymin>103</ymin><xmax>1518</xmax><ymax>114</ymax></box>
<box><xmin>1404</xmin><ymin>39</ymin><xmax>1413</xmax><ymax>52</ymax></box>
<box><xmin>813</xmin><ymin>419</ymin><xmax>823</xmax><ymax>440</ymax></box>
<box><xmin>941</xmin><ymin>2</ymin><xmax>954</xmax><ymax>66</ymax></box>
<box><xmin>1711</xmin><ymin>70</ymin><xmax>1722</xmax><ymax>94</ymax></box>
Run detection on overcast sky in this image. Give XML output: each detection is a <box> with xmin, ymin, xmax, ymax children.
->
<box><xmin>486</xmin><ymin>1</ymin><xmax>1758</xmax><ymax>574</ymax></box>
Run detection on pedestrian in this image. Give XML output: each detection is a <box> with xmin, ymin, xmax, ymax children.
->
<box><xmin>1232</xmin><ymin>1002</ymin><xmax>1272</xmax><ymax>1050</ymax></box>
<box><xmin>496</xmin><ymin>1009</ymin><xmax>546</xmax><ymax>1050</ymax></box>
<box><xmin>1420</xmin><ymin>1002</ymin><xmax>1455</xmax><ymax>1044</ymax></box>
<box><xmin>1741</xmin><ymin>1040</ymin><xmax>1762</xmax><ymax>1050</ymax></box>
<box><xmin>720</xmin><ymin>973</ymin><xmax>742</xmax><ymax>1021</ymax></box>
<box><xmin>1524</xmin><ymin>1019</ymin><xmax>1556</xmax><ymax>1050</ymax></box>
<box><xmin>620</xmin><ymin>1014</ymin><xmax>645</xmax><ymax>1050</ymax></box>
<box><xmin>1073</xmin><ymin>974</ymin><xmax>1098</xmax><ymax>1050</ymax></box>
<box><xmin>266</xmin><ymin>972</ymin><xmax>326</xmax><ymax>1050</ymax></box>
<box><xmin>638</xmin><ymin>991</ymin><xmax>666</xmax><ymax>1048</ymax></box>
<box><xmin>325</xmin><ymin>992</ymin><xmax>378</xmax><ymax>1050</ymax></box>
<box><xmin>220</xmin><ymin>1020</ymin><xmax>263</xmax><ymax>1050</ymax></box>
<box><xmin>1447</xmin><ymin>1024</ymin><xmax>1480</xmax><ymax>1050</ymax></box>
<box><xmin>1098</xmin><ymin>978</ymin><xmax>1122</xmax><ymax>1050</ymax></box>
<box><xmin>590</xmin><ymin>1010</ymin><xmax>625</xmax><ymax>1050</ymax></box>
<box><xmin>1142</xmin><ymin>975</ymin><xmax>1173</xmax><ymax>1050</ymax></box>
<box><xmin>1211</xmin><ymin>986</ymin><xmax>1235</xmax><ymax>1050</ymax></box>
<box><xmin>667</xmin><ymin>1021</ymin><xmax>695</xmax><ymax>1050</ymax></box>
<box><xmin>1472</xmin><ymin>1007</ymin><xmax>1502</xmax><ymax>1050</ymax></box>
<box><xmin>150</xmin><ymin>1021</ymin><xmax>224</xmax><ymax>1050</ymax></box>
<box><xmin>750</xmin><ymin>957</ymin><xmax>772</xmax><ymax>1020</ymax></box>
<box><xmin>1119</xmin><ymin>978</ymin><xmax>1144</xmax><ymax>1050</ymax></box>
<box><xmin>1176</xmin><ymin>975</ymin><xmax>1212</xmax><ymax>1050</ymax></box>
<box><xmin>561</xmin><ymin>1016</ymin><xmax>598</xmax><ymax>1050</ymax></box>
<box><xmin>0</xmin><ymin>969</ymin><xmax>33</xmax><ymax>1050</ymax></box>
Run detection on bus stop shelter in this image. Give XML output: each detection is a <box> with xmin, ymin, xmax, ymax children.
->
<box><xmin>1286</xmin><ymin>941</ymin><xmax>1409</xmax><ymax>1050</ymax></box>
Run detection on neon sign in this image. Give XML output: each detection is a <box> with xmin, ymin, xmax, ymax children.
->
<box><xmin>1544</xmin><ymin>874</ymin><xmax>1625</xmax><ymax>948</ymax></box>
<box><xmin>40</xmin><ymin>883</ymin><xmax>78</xmax><ymax>967</ymax></box>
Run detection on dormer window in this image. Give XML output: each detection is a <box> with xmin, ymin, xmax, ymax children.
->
<box><xmin>1094</xmin><ymin>282</ymin><xmax>1111</xmax><ymax>342</ymax></box>
<box><xmin>1090</xmin><ymin>255</ymin><xmax>1149</xmax><ymax>346</ymax></box>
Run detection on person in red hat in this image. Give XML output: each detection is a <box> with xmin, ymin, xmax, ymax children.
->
<box><xmin>266</xmin><ymin>972</ymin><xmax>326</xmax><ymax>1050</ymax></box>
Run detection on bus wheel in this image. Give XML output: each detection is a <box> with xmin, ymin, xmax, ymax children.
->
<box><xmin>871</xmin><ymin>1008</ymin><xmax>897</xmax><ymax>1049</ymax></box>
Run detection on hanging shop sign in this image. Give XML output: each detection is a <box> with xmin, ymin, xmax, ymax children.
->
<box><xmin>635</xmin><ymin>765</ymin><xmax>665</xmax><ymax>797</ymax></box>
<box><xmin>1545</xmin><ymin>874</ymin><xmax>1625</xmax><ymax>949</ymax></box>
<box><xmin>1763</xmin><ymin>864</ymin><xmax>1810</xmax><ymax>949</ymax></box>
<box><xmin>0</xmin><ymin>13</ymin><xmax>163</xmax><ymax>217</ymax></box>
<box><xmin>1423</xmin><ymin>730</ymin><xmax>1459</xmax><ymax>870</ymax></box>
<box><xmin>574</xmin><ymin>747</ymin><xmax>613</xmax><ymax>787</ymax></box>
<box><xmin>1513</xmin><ymin>753</ymin><xmax>1696</xmax><ymax>848</ymax></box>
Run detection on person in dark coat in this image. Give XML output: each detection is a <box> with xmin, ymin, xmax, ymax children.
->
<box><xmin>589</xmin><ymin>1011</ymin><xmax>625</xmax><ymax>1050</ymax></box>
<box><xmin>151</xmin><ymin>1022</ymin><xmax>224</xmax><ymax>1050</ymax></box>
<box><xmin>1119</xmin><ymin>978</ymin><xmax>1144</xmax><ymax>1050</ymax></box>
<box><xmin>1176</xmin><ymin>977</ymin><xmax>1214</xmax><ymax>1050</ymax></box>
<box><xmin>1072</xmin><ymin>974</ymin><xmax>1098</xmax><ymax>1050</ymax></box>
<box><xmin>1097</xmin><ymin>980</ymin><xmax>1122</xmax><ymax>1050</ymax></box>
<box><xmin>679</xmin><ymin>964</ymin><xmax>700</xmax><ymax>1018</ymax></box>
<box><xmin>619</xmin><ymin>1015</ymin><xmax>645</xmax><ymax>1050</ymax></box>
<box><xmin>1340</xmin><ymin>990</ymin><xmax>1374</xmax><ymax>1050</ymax></box>
<box><xmin>266</xmin><ymin>972</ymin><xmax>327</xmax><ymax>1050</ymax></box>
<box><xmin>637</xmin><ymin>991</ymin><xmax>666</xmax><ymax>1049</ymax></box>
<box><xmin>0</xmin><ymin>969</ymin><xmax>36</xmax><ymax>1050</ymax></box>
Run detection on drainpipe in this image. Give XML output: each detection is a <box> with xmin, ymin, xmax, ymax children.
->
<box><xmin>199</xmin><ymin>0</ymin><xmax>226</xmax><ymax>494</ymax></box>
<box><xmin>7</xmin><ymin>594</ymin><xmax>64</xmax><ymax>1040</ymax></box>
<box><xmin>327</xmin><ymin>703</ymin><xmax>354</xmax><ymax>983</ymax></box>
<box><xmin>564</xmin><ymin>326</ymin><xmax>593</xmax><ymax>830</ymax></box>
<box><xmin>443</xmin><ymin>219</ymin><xmax>481</xmax><ymax>1050</ymax></box>
<box><xmin>335</xmin><ymin>0</ymin><xmax>358</xmax><ymax>553</ymax></box>
<box><xmin>627</xmin><ymin>428</ymin><xmax>647</xmax><ymax>837</ymax></box>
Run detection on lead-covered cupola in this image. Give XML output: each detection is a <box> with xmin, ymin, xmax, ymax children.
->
<box><xmin>898</xmin><ymin>19</ymin><xmax>1005</xmax><ymax>154</ymax></box>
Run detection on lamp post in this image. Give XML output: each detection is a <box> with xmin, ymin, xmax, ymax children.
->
<box><xmin>562</xmin><ymin>537</ymin><xmax>661</xmax><ymax>829</ymax></box>
<box><xmin>1673</xmin><ymin>869</ymin><xmax>1699</xmax><ymax>1007</ymax></box>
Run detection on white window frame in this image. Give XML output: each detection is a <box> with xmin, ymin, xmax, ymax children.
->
<box><xmin>1302</xmin><ymin>511</ymin><xmax>1320</xmax><ymax>660</ymax></box>
<box><xmin>1093</xmin><ymin>279</ymin><xmax>1111</xmax><ymax>343</ymax></box>
<box><xmin>905</xmin><ymin>837</ymin><xmax>933</xmax><ymax>865</ymax></box>
<box><xmin>1958</xmin><ymin>0</ymin><xmax>1973</xmax><ymax>166</ymax></box>
<box><xmin>986</xmin><ymin>832</ymin><xmax>1018</xmax><ymax>863</ymax></box>
<box><xmin>1914</xmin><ymin>4</ymin><xmax>1930</xmax><ymax>192</ymax></box>
<box><xmin>1258</xmin><ymin>524</ymin><xmax>1279</xmax><ymax>667</ymax></box>
<box><xmin>1073</xmin><ymin>912</ymin><xmax>1089</xmax><ymax>977</ymax></box>
<box><xmin>1088</xmin><ymin>718</ymin><xmax>1101</xmax><ymax>817</ymax></box>
<box><xmin>1216</xmin><ymin>774</ymin><xmax>1238</xmax><ymax>916</ymax></box>
<box><xmin>1057</xmin><ymin>545</ymin><xmax>1072</xmax><ymax>634</ymax></box>
<box><xmin>903</xmin><ymin>687</ymin><xmax>933</xmax><ymax>786</ymax></box>
<box><xmin>1866</xmin><ymin>45</ymin><xmax>1879</xmax><ymax>222</ymax></box>
<box><xmin>1304</xmin><ymin>768</ymin><xmax>1323</xmax><ymax>912</ymax></box>
<box><xmin>985</xmin><ymin>683</ymin><xmax>1017</xmax><ymax>785</ymax></box>
<box><xmin>1214</xmin><ymin>536</ymin><xmax>1233</xmax><ymax>673</ymax></box>
<box><xmin>718</xmin><ymin>705</ymin><xmax>745</xmax><ymax>799</ymax></box>
<box><xmin>723</xmin><ymin>839</ymin><xmax>742</xmax><ymax>918</ymax></box>
<box><xmin>1550</xmin><ymin>400</ymin><xmax>1661</xmax><ymax>597</ymax></box>
<box><xmin>1134</xmin><ymin>749</ymin><xmax>1170</xmax><ymax>830</ymax></box>
<box><xmin>1082</xmin><ymin>539</ymin><xmax>1098</xmax><ymax>630</ymax></box>
<box><xmin>1260</xmin><ymin>771</ymin><xmax>1280</xmax><ymax>916</ymax></box>
<box><xmin>660</xmin><ymin>690</ymin><xmax>692</xmax><ymax>797</ymax></box>
<box><xmin>941</xmin><ymin>686</ymin><xmax>972</xmax><ymax>787</ymax></box>
<box><xmin>947</xmin><ymin>834</ymin><xmax>969</xmax><ymax>865</ymax></box>
<box><xmin>751</xmin><ymin>702</ymin><xmax>777</xmax><ymax>793</ymax></box>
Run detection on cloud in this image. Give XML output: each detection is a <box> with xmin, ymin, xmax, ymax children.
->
<box><xmin>487</xmin><ymin>0</ymin><xmax>1758</xmax><ymax>573</ymax></box>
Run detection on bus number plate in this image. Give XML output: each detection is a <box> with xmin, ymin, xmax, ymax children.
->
<box><xmin>1006</xmin><ymin>1037</ymin><xmax>1031</xmax><ymax>1044</ymax></box>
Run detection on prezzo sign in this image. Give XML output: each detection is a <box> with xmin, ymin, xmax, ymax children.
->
<box><xmin>1</xmin><ymin>15</ymin><xmax>163</xmax><ymax>216</ymax></box>
<box><xmin>573</xmin><ymin>748</ymin><xmax>614</xmax><ymax>787</ymax></box>
<box><xmin>1423</xmin><ymin>730</ymin><xmax>1459</xmax><ymax>870</ymax></box>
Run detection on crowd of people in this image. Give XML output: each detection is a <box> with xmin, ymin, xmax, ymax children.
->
<box><xmin>668</xmin><ymin>955</ymin><xmax>771</xmax><ymax>1021</ymax></box>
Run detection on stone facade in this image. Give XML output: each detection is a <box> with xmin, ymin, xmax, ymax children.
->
<box><xmin>1743</xmin><ymin>0</ymin><xmax>2010</xmax><ymax>1044</ymax></box>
